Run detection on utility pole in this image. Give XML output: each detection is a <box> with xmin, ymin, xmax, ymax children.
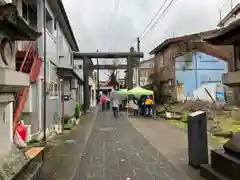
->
<box><xmin>230</xmin><ymin>0</ymin><xmax>233</xmax><ymax>10</ymax></box>
<box><xmin>137</xmin><ymin>37</ymin><xmax>140</xmax><ymax>86</ymax></box>
<box><xmin>43</xmin><ymin>0</ymin><xmax>47</xmax><ymax>142</ymax></box>
<box><xmin>96</xmin><ymin>49</ymin><xmax>100</xmax><ymax>102</ymax></box>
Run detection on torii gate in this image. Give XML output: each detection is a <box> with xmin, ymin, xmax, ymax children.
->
<box><xmin>73</xmin><ymin>48</ymin><xmax>144</xmax><ymax>112</ymax></box>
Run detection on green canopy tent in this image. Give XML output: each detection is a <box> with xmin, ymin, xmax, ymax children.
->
<box><xmin>116</xmin><ymin>89</ymin><xmax>128</xmax><ymax>94</ymax></box>
<box><xmin>113</xmin><ymin>89</ymin><xmax>128</xmax><ymax>100</ymax></box>
<box><xmin>125</xmin><ymin>86</ymin><xmax>155</xmax><ymax>118</ymax></box>
<box><xmin>126</xmin><ymin>86</ymin><xmax>153</xmax><ymax>96</ymax></box>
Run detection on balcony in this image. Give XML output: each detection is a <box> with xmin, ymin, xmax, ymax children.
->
<box><xmin>222</xmin><ymin>71</ymin><xmax>240</xmax><ymax>86</ymax></box>
<box><xmin>0</xmin><ymin>68</ymin><xmax>29</xmax><ymax>93</ymax></box>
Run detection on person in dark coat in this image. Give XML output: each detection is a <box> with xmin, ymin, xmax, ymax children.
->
<box><xmin>139</xmin><ymin>95</ymin><xmax>147</xmax><ymax>116</ymax></box>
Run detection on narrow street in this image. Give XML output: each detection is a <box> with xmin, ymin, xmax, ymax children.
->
<box><xmin>73</xmin><ymin>110</ymin><xmax>188</xmax><ymax>180</ymax></box>
<box><xmin>40</xmin><ymin>107</ymin><xmax>189</xmax><ymax>180</ymax></box>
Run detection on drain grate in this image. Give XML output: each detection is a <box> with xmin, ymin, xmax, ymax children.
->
<box><xmin>100</xmin><ymin>127</ymin><xmax>115</xmax><ymax>131</ymax></box>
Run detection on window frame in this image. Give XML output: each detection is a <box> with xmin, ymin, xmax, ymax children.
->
<box><xmin>49</xmin><ymin>81</ymin><xmax>59</xmax><ymax>99</ymax></box>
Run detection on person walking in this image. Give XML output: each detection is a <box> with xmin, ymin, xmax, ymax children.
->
<box><xmin>110</xmin><ymin>93</ymin><xmax>119</xmax><ymax>118</ymax></box>
<box><xmin>145</xmin><ymin>96</ymin><xmax>153</xmax><ymax>117</ymax></box>
<box><xmin>100</xmin><ymin>93</ymin><xmax>107</xmax><ymax>111</ymax></box>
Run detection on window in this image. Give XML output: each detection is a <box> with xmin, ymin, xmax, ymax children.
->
<box><xmin>70</xmin><ymin>80</ymin><xmax>72</xmax><ymax>90</ymax></box>
<box><xmin>53</xmin><ymin>18</ymin><xmax>57</xmax><ymax>38</ymax></box>
<box><xmin>49</xmin><ymin>81</ymin><xmax>58</xmax><ymax>97</ymax></box>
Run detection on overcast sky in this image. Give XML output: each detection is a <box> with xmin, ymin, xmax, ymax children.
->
<box><xmin>63</xmin><ymin>0</ymin><xmax>238</xmax><ymax>80</ymax></box>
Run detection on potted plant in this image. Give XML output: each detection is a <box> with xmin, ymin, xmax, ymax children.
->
<box><xmin>74</xmin><ymin>103</ymin><xmax>81</xmax><ymax>124</ymax></box>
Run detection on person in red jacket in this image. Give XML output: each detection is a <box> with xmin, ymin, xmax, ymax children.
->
<box><xmin>100</xmin><ymin>93</ymin><xmax>107</xmax><ymax>111</ymax></box>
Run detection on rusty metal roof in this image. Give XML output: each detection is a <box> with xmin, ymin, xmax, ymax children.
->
<box><xmin>205</xmin><ymin>19</ymin><xmax>240</xmax><ymax>45</ymax></box>
<box><xmin>0</xmin><ymin>3</ymin><xmax>41</xmax><ymax>41</ymax></box>
<box><xmin>149</xmin><ymin>29</ymin><xmax>218</xmax><ymax>55</ymax></box>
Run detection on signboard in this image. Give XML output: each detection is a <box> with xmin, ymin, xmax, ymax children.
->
<box><xmin>216</xmin><ymin>84</ymin><xmax>225</xmax><ymax>103</ymax></box>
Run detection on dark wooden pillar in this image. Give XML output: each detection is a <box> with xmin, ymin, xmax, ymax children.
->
<box><xmin>83</xmin><ymin>57</ymin><xmax>90</xmax><ymax>112</ymax></box>
<box><xmin>127</xmin><ymin>47</ymin><xmax>134</xmax><ymax>90</ymax></box>
<box><xmin>233</xmin><ymin>44</ymin><xmax>240</xmax><ymax>105</ymax></box>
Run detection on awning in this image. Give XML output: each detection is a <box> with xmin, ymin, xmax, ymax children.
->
<box><xmin>0</xmin><ymin>3</ymin><xmax>41</xmax><ymax>41</ymax></box>
<box><xmin>56</xmin><ymin>67</ymin><xmax>83</xmax><ymax>84</ymax></box>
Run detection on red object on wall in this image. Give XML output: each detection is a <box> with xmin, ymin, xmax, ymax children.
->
<box><xmin>16</xmin><ymin>123</ymin><xmax>27</xmax><ymax>141</ymax></box>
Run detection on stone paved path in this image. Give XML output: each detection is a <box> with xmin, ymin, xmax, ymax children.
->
<box><xmin>73</xmin><ymin>111</ymin><xmax>188</xmax><ymax>180</ymax></box>
<box><xmin>128</xmin><ymin>117</ymin><xmax>206</xmax><ymax>180</ymax></box>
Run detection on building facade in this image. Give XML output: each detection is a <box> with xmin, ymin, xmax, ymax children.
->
<box><xmin>139</xmin><ymin>59</ymin><xmax>154</xmax><ymax>87</ymax></box>
<box><xmin>149</xmin><ymin>31</ymin><xmax>228</xmax><ymax>102</ymax></box>
<box><xmin>175</xmin><ymin>52</ymin><xmax>228</xmax><ymax>97</ymax></box>
<box><xmin>0</xmin><ymin>2</ymin><xmax>41</xmax><ymax>154</ymax></box>
<box><xmin>0</xmin><ymin>0</ymin><xmax>91</xmax><ymax>148</ymax></box>
<box><xmin>210</xmin><ymin>3</ymin><xmax>240</xmax><ymax>105</ymax></box>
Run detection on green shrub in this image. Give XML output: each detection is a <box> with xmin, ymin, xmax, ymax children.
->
<box><xmin>79</xmin><ymin>104</ymin><xmax>84</xmax><ymax>112</ymax></box>
<box><xmin>64</xmin><ymin>115</ymin><xmax>72</xmax><ymax>124</ymax></box>
<box><xmin>74</xmin><ymin>103</ymin><xmax>80</xmax><ymax>119</ymax></box>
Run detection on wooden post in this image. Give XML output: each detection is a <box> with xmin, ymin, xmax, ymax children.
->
<box><xmin>127</xmin><ymin>47</ymin><xmax>134</xmax><ymax>90</ymax></box>
<box><xmin>83</xmin><ymin>57</ymin><xmax>90</xmax><ymax>113</ymax></box>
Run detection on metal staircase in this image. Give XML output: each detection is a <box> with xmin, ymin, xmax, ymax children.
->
<box><xmin>13</xmin><ymin>42</ymin><xmax>42</xmax><ymax>136</ymax></box>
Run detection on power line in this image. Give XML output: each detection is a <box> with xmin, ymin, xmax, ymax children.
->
<box><xmin>107</xmin><ymin>0</ymin><xmax>121</xmax><ymax>51</ymax></box>
<box><xmin>108</xmin><ymin>0</ymin><xmax>121</xmax><ymax>31</ymax></box>
<box><xmin>126</xmin><ymin>0</ymin><xmax>176</xmax><ymax>49</ymax></box>
<box><xmin>140</xmin><ymin>0</ymin><xmax>176</xmax><ymax>40</ymax></box>
<box><xmin>139</xmin><ymin>0</ymin><xmax>169</xmax><ymax>39</ymax></box>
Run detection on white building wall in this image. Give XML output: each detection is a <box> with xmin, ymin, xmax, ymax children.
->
<box><xmin>23</xmin><ymin>0</ymin><xmax>78</xmax><ymax>139</ymax></box>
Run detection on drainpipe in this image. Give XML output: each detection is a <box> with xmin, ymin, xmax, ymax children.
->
<box><xmin>43</xmin><ymin>0</ymin><xmax>47</xmax><ymax>142</ymax></box>
<box><xmin>60</xmin><ymin>79</ymin><xmax>64</xmax><ymax>132</ymax></box>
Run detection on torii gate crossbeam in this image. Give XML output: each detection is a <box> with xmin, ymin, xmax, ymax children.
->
<box><xmin>92</xmin><ymin>64</ymin><xmax>127</xmax><ymax>70</ymax></box>
<box><xmin>72</xmin><ymin>51</ymin><xmax>144</xmax><ymax>113</ymax></box>
<box><xmin>73</xmin><ymin>52</ymin><xmax>143</xmax><ymax>59</ymax></box>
